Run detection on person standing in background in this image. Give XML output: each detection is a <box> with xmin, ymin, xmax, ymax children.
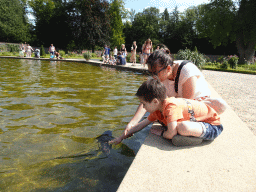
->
<box><xmin>142</xmin><ymin>39</ymin><xmax>153</xmax><ymax>67</ymax></box>
<box><xmin>26</xmin><ymin>44</ymin><xmax>34</xmax><ymax>57</ymax></box>
<box><xmin>49</xmin><ymin>44</ymin><xmax>56</xmax><ymax>57</ymax></box>
<box><xmin>113</xmin><ymin>46</ymin><xmax>118</xmax><ymax>59</ymax></box>
<box><xmin>130</xmin><ymin>41</ymin><xmax>137</xmax><ymax>66</ymax></box>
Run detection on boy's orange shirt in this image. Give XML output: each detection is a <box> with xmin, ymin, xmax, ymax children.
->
<box><xmin>148</xmin><ymin>97</ymin><xmax>221</xmax><ymax>126</ymax></box>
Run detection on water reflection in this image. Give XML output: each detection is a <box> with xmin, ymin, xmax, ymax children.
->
<box><xmin>0</xmin><ymin>58</ymin><xmax>148</xmax><ymax>192</ymax></box>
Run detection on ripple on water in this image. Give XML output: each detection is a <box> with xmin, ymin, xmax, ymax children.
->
<box><xmin>0</xmin><ymin>58</ymin><xmax>147</xmax><ymax>192</ymax></box>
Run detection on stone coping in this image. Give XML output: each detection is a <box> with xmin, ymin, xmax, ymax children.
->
<box><xmin>117</xmin><ymin>83</ymin><xmax>256</xmax><ymax>192</ymax></box>
<box><xmin>0</xmin><ymin>56</ymin><xmax>148</xmax><ymax>74</ymax></box>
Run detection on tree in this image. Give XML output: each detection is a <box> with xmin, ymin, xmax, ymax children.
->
<box><xmin>109</xmin><ymin>0</ymin><xmax>125</xmax><ymax>48</ymax></box>
<box><xmin>0</xmin><ymin>0</ymin><xmax>31</xmax><ymax>42</ymax></box>
<box><xmin>159</xmin><ymin>8</ymin><xmax>169</xmax><ymax>42</ymax></box>
<box><xmin>196</xmin><ymin>0</ymin><xmax>256</xmax><ymax>63</ymax></box>
<box><xmin>163</xmin><ymin>7</ymin><xmax>185</xmax><ymax>52</ymax></box>
<box><xmin>123</xmin><ymin>20</ymin><xmax>133</xmax><ymax>49</ymax></box>
<box><xmin>178</xmin><ymin>10</ymin><xmax>196</xmax><ymax>49</ymax></box>
<box><xmin>131</xmin><ymin>7</ymin><xmax>161</xmax><ymax>46</ymax></box>
<box><xmin>29</xmin><ymin>0</ymin><xmax>56</xmax><ymax>46</ymax></box>
<box><xmin>235</xmin><ymin>0</ymin><xmax>256</xmax><ymax>63</ymax></box>
<box><xmin>68</xmin><ymin>0</ymin><xmax>111</xmax><ymax>52</ymax></box>
<box><xmin>29</xmin><ymin>0</ymin><xmax>73</xmax><ymax>48</ymax></box>
<box><xmin>129</xmin><ymin>9</ymin><xmax>136</xmax><ymax>23</ymax></box>
<box><xmin>196</xmin><ymin>0</ymin><xmax>236</xmax><ymax>48</ymax></box>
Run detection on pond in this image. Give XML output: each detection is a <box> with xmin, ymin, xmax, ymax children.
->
<box><xmin>0</xmin><ymin>58</ymin><xmax>150</xmax><ymax>192</ymax></box>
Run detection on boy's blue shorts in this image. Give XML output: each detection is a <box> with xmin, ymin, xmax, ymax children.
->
<box><xmin>199</xmin><ymin>122</ymin><xmax>223</xmax><ymax>140</ymax></box>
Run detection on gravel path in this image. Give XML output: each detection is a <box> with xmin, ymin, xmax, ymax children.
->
<box><xmin>202</xmin><ymin>70</ymin><xmax>256</xmax><ymax>136</ymax></box>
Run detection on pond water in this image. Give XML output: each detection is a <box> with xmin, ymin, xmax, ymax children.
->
<box><xmin>0</xmin><ymin>58</ymin><xmax>150</xmax><ymax>192</ymax></box>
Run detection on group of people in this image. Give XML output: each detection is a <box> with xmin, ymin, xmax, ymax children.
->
<box><xmin>102</xmin><ymin>44</ymin><xmax>128</xmax><ymax>65</ymax></box>
<box><xmin>110</xmin><ymin>46</ymin><xmax>227</xmax><ymax>147</ymax></box>
<box><xmin>102</xmin><ymin>38</ymin><xmax>155</xmax><ymax>67</ymax></box>
<box><xmin>49</xmin><ymin>44</ymin><xmax>60</xmax><ymax>59</ymax></box>
<box><xmin>19</xmin><ymin>42</ymin><xmax>35</xmax><ymax>58</ymax></box>
<box><xmin>19</xmin><ymin>43</ymin><xmax>60</xmax><ymax>59</ymax></box>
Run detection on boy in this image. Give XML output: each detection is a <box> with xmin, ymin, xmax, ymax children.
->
<box><xmin>110</xmin><ymin>78</ymin><xmax>223</xmax><ymax>146</ymax></box>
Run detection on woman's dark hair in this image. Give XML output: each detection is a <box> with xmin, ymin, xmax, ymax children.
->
<box><xmin>147</xmin><ymin>49</ymin><xmax>173</xmax><ymax>69</ymax></box>
<box><xmin>135</xmin><ymin>77</ymin><xmax>167</xmax><ymax>102</ymax></box>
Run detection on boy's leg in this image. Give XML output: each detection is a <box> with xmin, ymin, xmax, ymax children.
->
<box><xmin>177</xmin><ymin>121</ymin><xmax>204</xmax><ymax>137</ymax></box>
<box><xmin>172</xmin><ymin>121</ymin><xmax>204</xmax><ymax>147</ymax></box>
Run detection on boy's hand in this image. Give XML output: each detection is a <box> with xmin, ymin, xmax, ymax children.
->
<box><xmin>109</xmin><ymin>129</ymin><xmax>134</xmax><ymax>145</ymax></box>
<box><xmin>109</xmin><ymin>137</ymin><xmax>123</xmax><ymax>145</ymax></box>
<box><xmin>124</xmin><ymin>124</ymin><xmax>135</xmax><ymax>138</ymax></box>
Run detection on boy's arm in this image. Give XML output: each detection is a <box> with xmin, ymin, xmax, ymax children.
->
<box><xmin>163</xmin><ymin>121</ymin><xmax>178</xmax><ymax>139</ymax></box>
<box><xmin>109</xmin><ymin>118</ymin><xmax>152</xmax><ymax>145</ymax></box>
<box><xmin>126</xmin><ymin>103</ymin><xmax>147</xmax><ymax>130</ymax></box>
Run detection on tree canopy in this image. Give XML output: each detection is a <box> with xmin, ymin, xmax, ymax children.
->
<box><xmin>235</xmin><ymin>0</ymin><xmax>256</xmax><ymax>63</ymax></box>
<box><xmin>109</xmin><ymin>0</ymin><xmax>125</xmax><ymax>49</ymax></box>
<box><xmin>1</xmin><ymin>0</ymin><xmax>255</xmax><ymax>62</ymax></box>
<box><xmin>0</xmin><ymin>0</ymin><xmax>31</xmax><ymax>42</ymax></box>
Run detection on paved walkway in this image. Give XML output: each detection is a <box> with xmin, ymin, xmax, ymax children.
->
<box><xmin>202</xmin><ymin>70</ymin><xmax>256</xmax><ymax>136</ymax></box>
<box><xmin>117</xmin><ymin>81</ymin><xmax>256</xmax><ymax>192</ymax></box>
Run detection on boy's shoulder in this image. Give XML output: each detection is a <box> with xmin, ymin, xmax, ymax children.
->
<box><xmin>163</xmin><ymin>97</ymin><xmax>187</xmax><ymax>109</ymax></box>
<box><xmin>164</xmin><ymin>97</ymin><xmax>181</xmax><ymax>104</ymax></box>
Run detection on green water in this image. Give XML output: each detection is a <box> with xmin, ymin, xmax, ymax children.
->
<box><xmin>0</xmin><ymin>58</ymin><xmax>149</xmax><ymax>192</ymax></box>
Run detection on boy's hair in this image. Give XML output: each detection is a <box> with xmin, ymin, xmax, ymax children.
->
<box><xmin>147</xmin><ymin>49</ymin><xmax>173</xmax><ymax>69</ymax></box>
<box><xmin>136</xmin><ymin>78</ymin><xmax>167</xmax><ymax>102</ymax></box>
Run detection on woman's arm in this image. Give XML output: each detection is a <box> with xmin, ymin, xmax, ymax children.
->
<box><xmin>181</xmin><ymin>76</ymin><xmax>197</xmax><ymax>99</ymax></box>
<box><xmin>126</xmin><ymin>103</ymin><xmax>147</xmax><ymax>130</ymax></box>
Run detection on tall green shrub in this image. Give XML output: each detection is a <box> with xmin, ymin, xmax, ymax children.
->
<box><xmin>6</xmin><ymin>44</ymin><xmax>19</xmax><ymax>52</ymax></box>
<box><xmin>220</xmin><ymin>60</ymin><xmax>229</xmax><ymax>69</ymax></box>
<box><xmin>227</xmin><ymin>55</ymin><xmax>239</xmax><ymax>69</ymax></box>
<box><xmin>177</xmin><ymin>48</ymin><xmax>207</xmax><ymax>68</ymax></box>
<box><xmin>59</xmin><ymin>50</ymin><xmax>65</xmax><ymax>57</ymax></box>
<box><xmin>40</xmin><ymin>45</ymin><xmax>45</xmax><ymax>56</ymax></box>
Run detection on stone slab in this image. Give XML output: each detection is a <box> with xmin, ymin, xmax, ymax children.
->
<box><xmin>117</xmin><ymin>83</ymin><xmax>256</xmax><ymax>192</ymax></box>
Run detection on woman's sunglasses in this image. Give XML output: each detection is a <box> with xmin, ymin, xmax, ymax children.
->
<box><xmin>148</xmin><ymin>66</ymin><xmax>167</xmax><ymax>76</ymax></box>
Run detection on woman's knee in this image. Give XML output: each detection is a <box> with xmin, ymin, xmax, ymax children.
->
<box><xmin>204</xmin><ymin>98</ymin><xmax>228</xmax><ymax>114</ymax></box>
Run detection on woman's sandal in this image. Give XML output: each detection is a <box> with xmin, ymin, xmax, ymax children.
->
<box><xmin>172</xmin><ymin>135</ymin><xmax>203</xmax><ymax>147</ymax></box>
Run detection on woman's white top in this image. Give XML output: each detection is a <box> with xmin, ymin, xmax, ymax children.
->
<box><xmin>113</xmin><ymin>48</ymin><xmax>118</xmax><ymax>55</ymax></box>
<box><xmin>50</xmin><ymin>46</ymin><xmax>55</xmax><ymax>52</ymax></box>
<box><xmin>172</xmin><ymin>60</ymin><xmax>211</xmax><ymax>99</ymax></box>
<box><xmin>27</xmin><ymin>46</ymin><xmax>32</xmax><ymax>52</ymax></box>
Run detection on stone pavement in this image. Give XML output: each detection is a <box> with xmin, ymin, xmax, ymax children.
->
<box><xmin>117</xmin><ymin>82</ymin><xmax>256</xmax><ymax>192</ymax></box>
<box><xmin>202</xmin><ymin>70</ymin><xmax>256</xmax><ymax>136</ymax></box>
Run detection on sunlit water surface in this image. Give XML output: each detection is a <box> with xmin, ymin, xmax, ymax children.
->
<box><xmin>0</xmin><ymin>58</ymin><xmax>149</xmax><ymax>192</ymax></box>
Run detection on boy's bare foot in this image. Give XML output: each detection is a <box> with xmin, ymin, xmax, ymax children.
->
<box><xmin>150</xmin><ymin>127</ymin><xmax>163</xmax><ymax>136</ymax></box>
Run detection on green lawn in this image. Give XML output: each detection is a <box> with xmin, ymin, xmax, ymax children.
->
<box><xmin>0</xmin><ymin>52</ymin><xmax>101</xmax><ymax>60</ymax></box>
<box><xmin>202</xmin><ymin>63</ymin><xmax>256</xmax><ymax>75</ymax></box>
<box><xmin>1</xmin><ymin>51</ymin><xmax>256</xmax><ymax>75</ymax></box>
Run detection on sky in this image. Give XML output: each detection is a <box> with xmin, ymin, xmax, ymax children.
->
<box><xmin>27</xmin><ymin>0</ymin><xmax>209</xmax><ymax>23</ymax></box>
<box><xmin>124</xmin><ymin>0</ymin><xmax>209</xmax><ymax>13</ymax></box>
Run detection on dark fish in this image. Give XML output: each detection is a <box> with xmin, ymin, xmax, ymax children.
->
<box><xmin>96</xmin><ymin>130</ymin><xmax>114</xmax><ymax>156</ymax></box>
<box><xmin>55</xmin><ymin>131</ymin><xmax>135</xmax><ymax>160</ymax></box>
